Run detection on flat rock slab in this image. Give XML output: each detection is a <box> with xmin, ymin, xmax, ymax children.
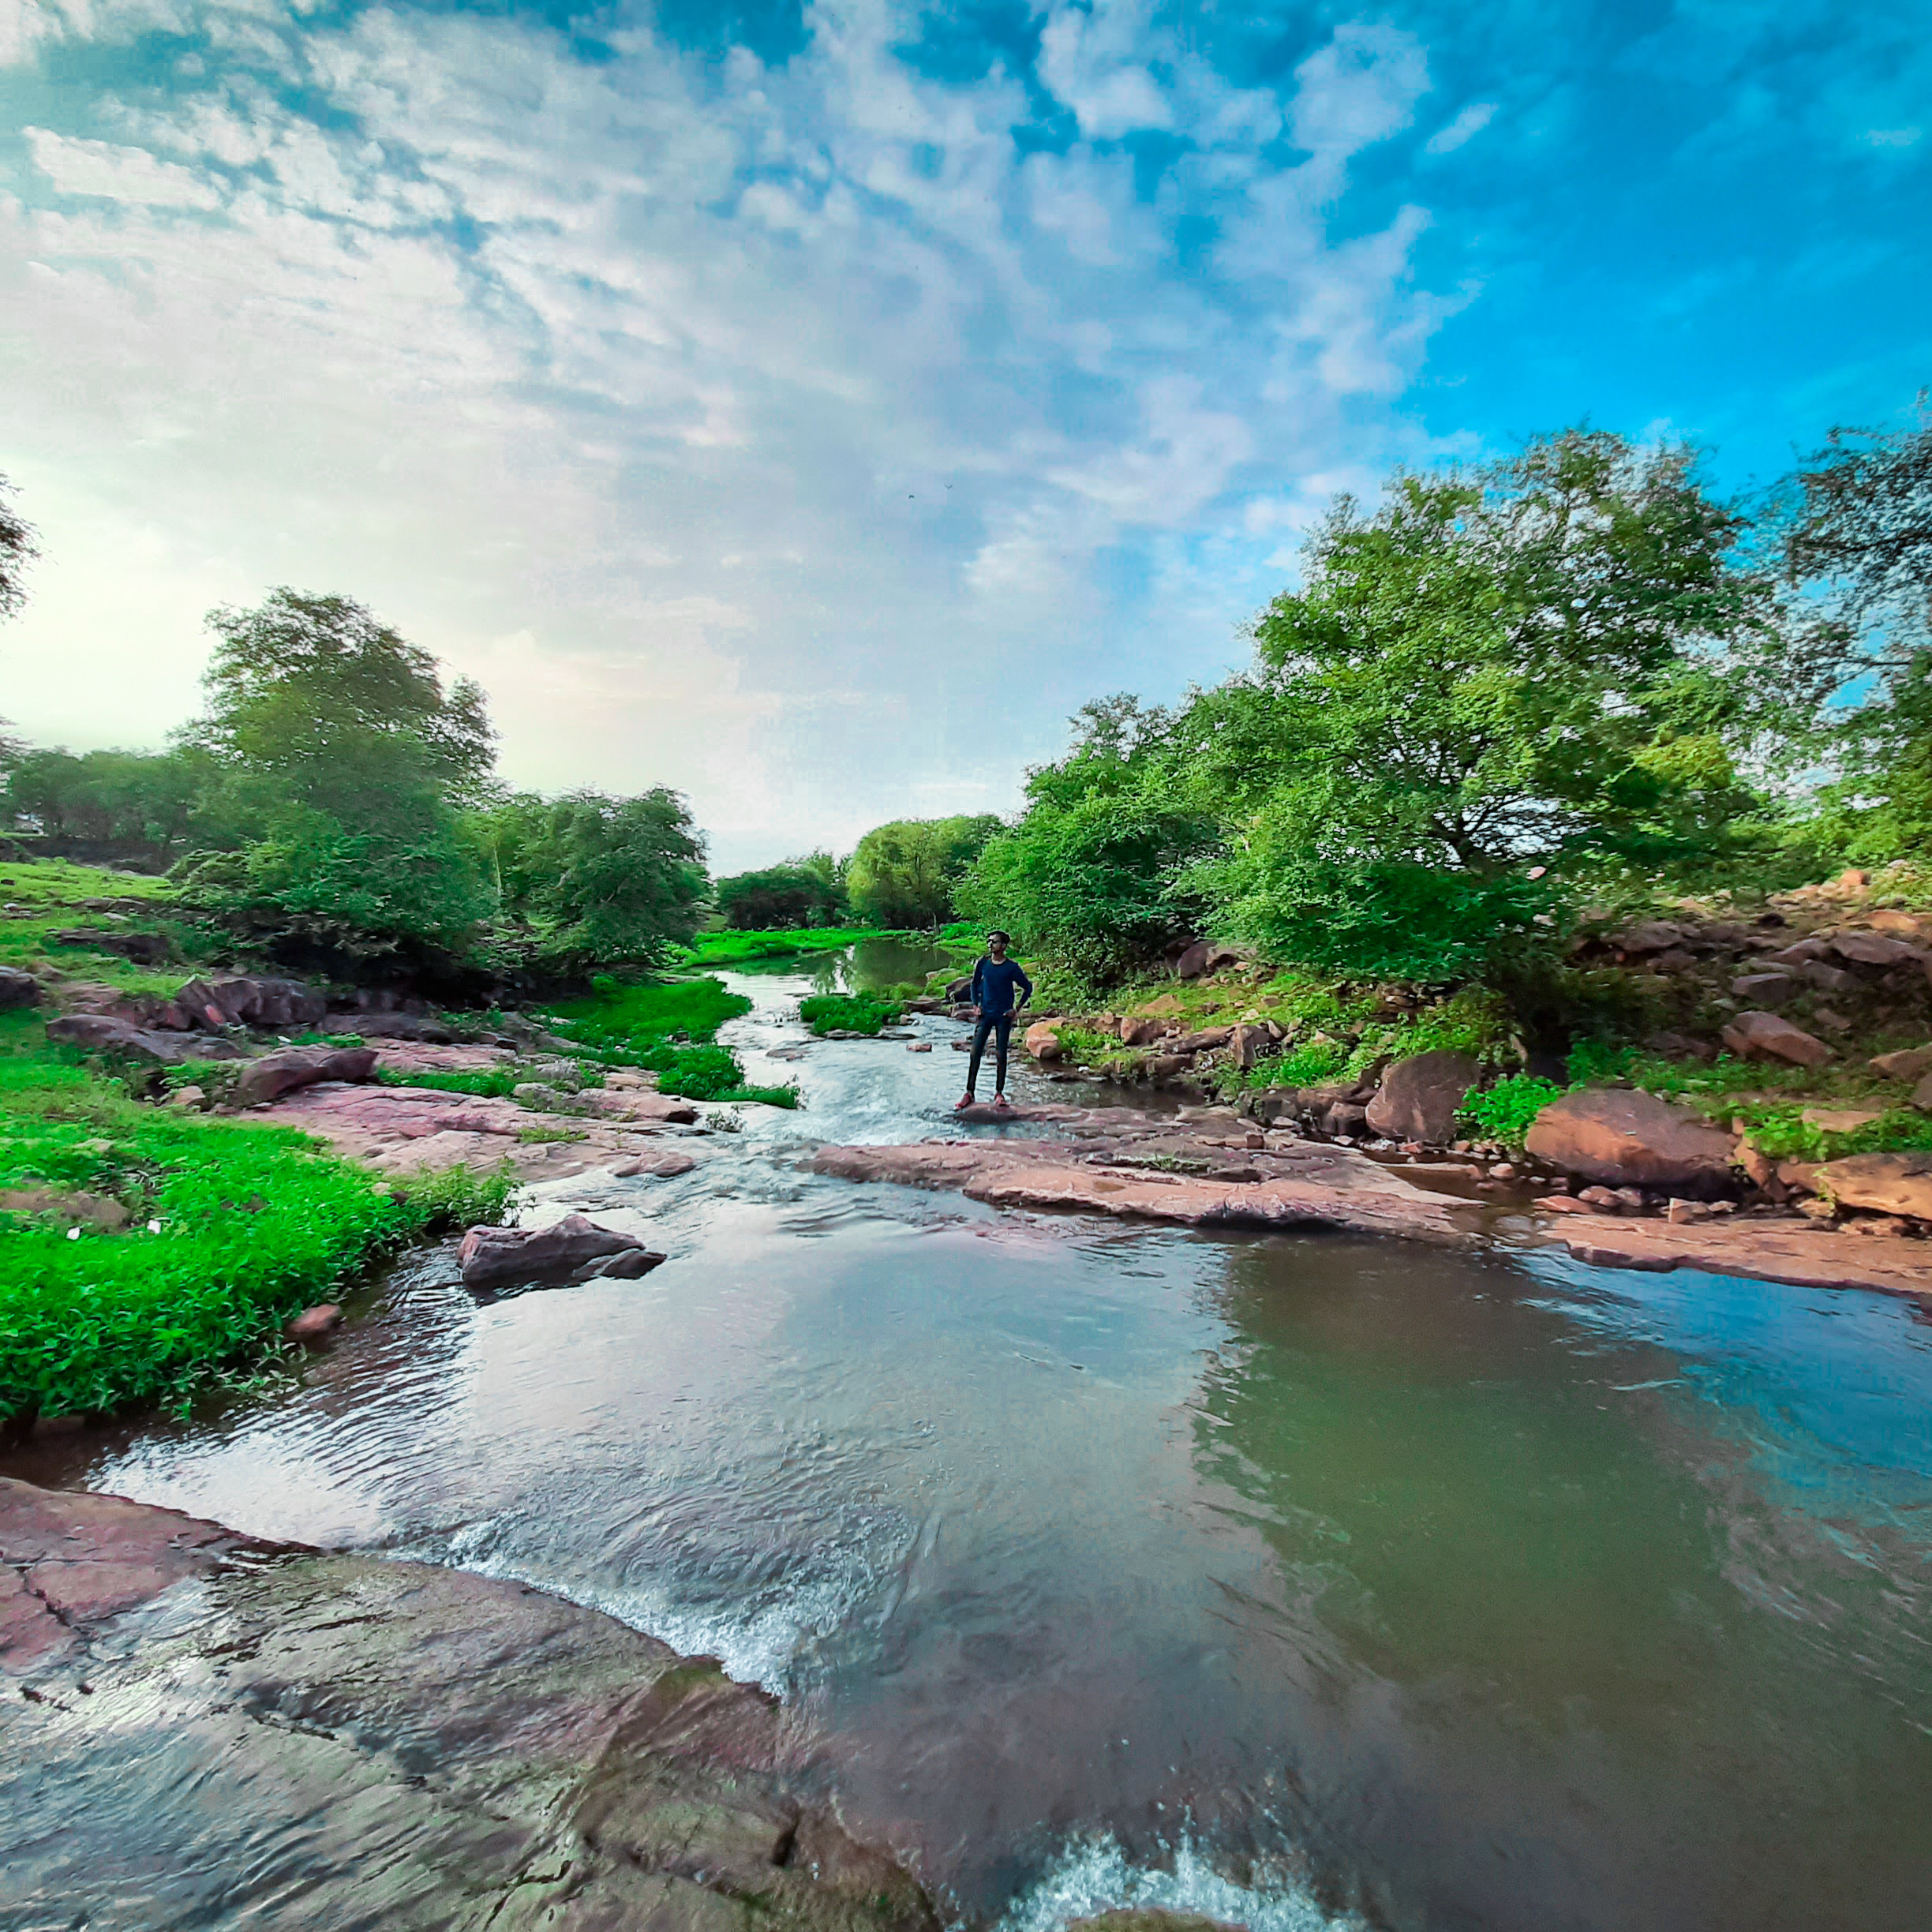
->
<box><xmin>265</xmin><ymin>1080</ymin><xmax>705</xmax><ymax>1183</ymax></box>
<box><xmin>811</xmin><ymin>1131</ymin><xmax>1932</xmax><ymax>1304</ymax></box>
<box><xmin>1</xmin><ymin>1478</ymin><xmax>937</xmax><ymax>1932</ymax></box>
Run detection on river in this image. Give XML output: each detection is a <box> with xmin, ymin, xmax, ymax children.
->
<box><xmin>8</xmin><ymin>948</ymin><xmax>1932</xmax><ymax>1932</ymax></box>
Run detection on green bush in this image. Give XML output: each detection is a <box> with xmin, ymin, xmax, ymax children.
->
<box><xmin>1458</xmin><ymin>1074</ymin><xmax>1566</xmax><ymax>1148</ymax></box>
<box><xmin>0</xmin><ymin>1021</ymin><xmax>525</xmax><ymax>1424</ymax></box>
<box><xmin>799</xmin><ymin>993</ymin><xmax>904</xmax><ymax>1036</ymax></box>
<box><xmin>376</xmin><ymin>1065</ymin><xmax>519</xmax><ymax>1099</ymax></box>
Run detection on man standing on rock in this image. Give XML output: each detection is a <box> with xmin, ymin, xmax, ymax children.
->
<box><xmin>957</xmin><ymin>930</ymin><xmax>1032</xmax><ymax>1113</ymax></box>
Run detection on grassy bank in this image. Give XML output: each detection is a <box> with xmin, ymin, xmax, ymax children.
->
<box><xmin>546</xmin><ymin>976</ymin><xmax>798</xmax><ymax>1106</ymax></box>
<box><xmin>0</xmin><ymin>856</ymin><xmax>201</xmax><ymax>996</ymax></box>
<box><xmin>0</xmin><ymin>1012</ymin><xmax>513</xmax><ymax>1427</ymax></box>
<box><xmin>672</xmin><ymin>927</ymin><xmax>895</xmax><ymax>968</ymax></box>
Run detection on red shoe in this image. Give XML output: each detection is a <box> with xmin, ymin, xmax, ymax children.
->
<box><xmin>955</xmin><ymin>1093</ymin><xmax>976</xmax><ymax>1110</ymax></box>
<box><xmin>992</xmin><ymin>1093</ymin><xmax>1010</xmax><ymax>1111</ymax></box>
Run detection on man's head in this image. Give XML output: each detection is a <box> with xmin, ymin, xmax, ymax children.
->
<box><xmin>987</xmin><ymin>930</ymin><xmax>1010</xmax><ymax>958</ymax></box>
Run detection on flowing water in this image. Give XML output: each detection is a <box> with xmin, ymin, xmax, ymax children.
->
<box><xmin>8</xmin><ymin>953</ymin><xmax>1932</xmax><ymax>1931</ymax></box>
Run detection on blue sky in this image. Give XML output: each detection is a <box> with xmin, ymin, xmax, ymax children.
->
<box><xmin>1</xmin><ymin>0</ymin><xmax>1925</xmax><ymax>870</ymax></box>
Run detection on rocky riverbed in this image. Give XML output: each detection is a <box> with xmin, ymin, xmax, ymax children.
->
<box><xmin>1</xmin><ymin>1477</ymin><xmax>938</xmax><ymax>1932</ymax></box>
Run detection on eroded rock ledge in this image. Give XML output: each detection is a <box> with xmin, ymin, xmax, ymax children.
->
<box><xmin>810</xmin><ymin>1115</ymin><xmax>1932</xmax><ymax>1302</ymax></box>
<box><xmin>1</xmin><ymin>1478</ymin><xmax>937</xmax><ymax>1932</ymax></box>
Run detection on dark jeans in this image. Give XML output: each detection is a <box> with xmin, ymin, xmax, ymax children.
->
<box><xmin>966</xmin><ymin>1011</ymin><xmax>1014</xmax><ymax>1095</ymax></box>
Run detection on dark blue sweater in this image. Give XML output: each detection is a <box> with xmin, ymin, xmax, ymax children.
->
<box><xmin>971</xmin><ymin>955</ymin><xmax>1033</xmax><ymax>1017</ymax></box>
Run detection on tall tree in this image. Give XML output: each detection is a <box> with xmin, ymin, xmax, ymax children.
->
<box><xmin>845</xmin><ymin>814</ymin><xmax>1002</xmax><ymax>928</ymax></box>
<box><xmin>0</xmin><ymin>471</ymin><xmax>38</xmax><ymax>762</ymax></box>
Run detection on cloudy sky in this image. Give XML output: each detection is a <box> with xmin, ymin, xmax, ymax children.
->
<box><xmin>1</xmin><ymin>0</ymin><xmax>1926</xmax><ymax>871</ymax></box>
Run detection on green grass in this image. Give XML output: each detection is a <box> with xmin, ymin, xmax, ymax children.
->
<box><xmin>546</xmin><ymin>975</ymin><xmax>798</xmax><ymax>1108</ymax></box>
<box><xmin>0</xmin><ymin>857</ymin><xmax>201</xmax><ymax>995</ymax></box>
<box><xmin>1456</xmin><ymin>1073</ymin><xmax>1567</xmax><ymax>1148</ymax></box>
<box><xmin>0</xmin><ymin>1010</ymin><xmax>517</xmax><ymax>1425</ymax></box>
<box><xmin>798</xmin><ymin>993</ymin><xmax>904</xmax><ymax>1036</ymax></box>
<box><xmin>1054</xmin><ymin>1025</ymin><xmax>1149</xmax><ymax>1081</ymax></box>
<box><xmin>671</xmin><ymin>927</ymin><xmax>896</xmax><ymax>968</ymax></box>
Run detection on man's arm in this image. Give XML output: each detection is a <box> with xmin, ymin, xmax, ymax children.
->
<box><xmin>1014</xmin><ymin>964</ymin><xmax>1032</xmax><ymax>1009</ymax></box>
<box><xmin>969</xmin><ymin>957</ymin><xmax>987</xmax><ymax>1008</ymax></box>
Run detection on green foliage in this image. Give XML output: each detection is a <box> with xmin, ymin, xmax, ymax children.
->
<box><xmin>488</xmin><ymin>788</ymin><xmax>707</xmax><ymax>968</ymax></box>
<box><xmin>1458</xmin><ymin>1075</ymin><xmax>1566</xmax><ymax>1148</ymax></box>
<box><xmin>173</xmin><ymin>589</ymin><xmax>498</xmax><ymax>971</ymax></box>
<box><xmin>962</xmin><ymin>698</ymin><xmax>1217</xmax><ymax>979</ymax></box>
<box><xmin>2</xmin><ymin>745</ymin><xmax>208</xmax><ymax>857</ymax></box>
<box><xmin>0</xmin><ymin>859</ymin><xmax>197</xmax><ymax>994</ymax></box>
<box><xmin>1052</xmin><ymin>1027</ymin><xmax>1149</xmax><ymax>1080</ymax></box>
<box><xmin>376</xmin><ymin>1065</ymin><xmax>519</xmax><ymax>1099</ymax></box>
<box><xmin>393</xmin><ymin>1161</ymin><xmax>520</xmax><ymax>1232</ymax></box>
<box><xmin>713</xmin><ymin>856</ymin><xmax>844</xmax><ymax>930</ymax></box>
<box><xmin>547</xmin><ymin>976</ymin><xmax>797</xmax><ymax>1107</ymax></box>
<box><xmin>0</xmin><ymin>467</ymin><xmax>36</xmax><ymax>623</ymax></box>
<box><xmin>0</xmin><ymin>1017</ymin><xmax>515</xmax><ymax>1424</ymax></box>
<box><xmin>798</xmin><ymin>993</ymin><xmax>904</xmax><ymax>1036</ymax></box>
<box><xmin>1248</xmin><ymin>1039</ymin><xmax>1352</xmax><ymax>1090</ymax></box>
<box><xmin>846</xmin><ymin>814</ymin><xmax>1003</xmax><ymax>928</ymax></box>
<box><xmin>673</xmin><ymin>927</ymin><xmax>893</xmax><ymax>968</ymax></box>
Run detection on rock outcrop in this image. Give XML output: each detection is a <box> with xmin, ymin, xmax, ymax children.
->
<box><xmin>0</xmin><ymin>966</ymin><xmax>41</xmax><ymax>1010</ymax></box>
<box><xmin>1024</xmin><ymin>1020</ymin><xmax>1063</xmax><ymax>1061</ymax></box>
<box><xmin>1</xmin><ymin>1479</ymin><xmax>939</xmax><ymax>1932</ymax></box>
<box><xmin>1720</xmin><ymin>1010</ymin><xmax>1832</xmax><ymax>1066</ymax></box>
<box><xmin>234</xmin><ymin>1043</ymin><xmax>380</xmax><ymax>1107</ymax></box>
<box><xmin>1364</xmin><ymin>1050</ymin><xmax>1480</xmax><ymax>1143</ymax></box>
<box><xmin>1814</xmin><ymin>1151</ymin><xmax>1932</xmax><ymax>1219</ymax></box>
<box><xmin>1174</xmin><ymin>938</ymin><xmax>1245</xmax><ymax>979</ymax></box>
<box><xmin>457</xmin><ymin>1212</ymin><xmax>668</xmax><ymax>1293</ymax></box>
<box><xmin>1523</xmin><ymin>1088</ymin><xmax>1739</xmax><ymax>1196</ymax></box>
<box><xmin>43</xmin><ymin>1013</ymin><xmax>243</xmax><ymax>1063</ymax></box>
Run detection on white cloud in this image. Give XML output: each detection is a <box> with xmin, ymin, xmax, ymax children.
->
<box><xmin>24</xmin><ymin>128</ymin><xmax>227</xmax><ymax>208</ymax></box>
<box><xmin>0</xmin><ymin>0</ymin><xmax>1456</xmax><ymax>868</ymax></box>
<box><xmin>1425</xmin><ymin>100</ymin><xmax>1497</xmax><ymax>155</ymax></box>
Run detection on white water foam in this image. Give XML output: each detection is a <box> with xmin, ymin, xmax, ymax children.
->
<box><xmin>994</xmin><ymin>1833</ymin><xmax>1363</xmax><ymax>1932</ymax></box>
<box><xmin>406</xmin><ymin>1517</ymin><xmax>878</xmax><ymax>1694</ymax></box>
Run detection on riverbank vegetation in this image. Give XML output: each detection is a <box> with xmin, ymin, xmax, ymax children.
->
<box><xmin>0</xmin><ymin>1010</ymin><xmax>515</xmax><ymax>1427</ymax></box>
<box><xmin>545</xmin><ymin>976</ymin><xmax>798</xmax><ymax>1106</ymax></box>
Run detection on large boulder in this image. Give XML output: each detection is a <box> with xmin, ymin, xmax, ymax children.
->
<box><xmin>1523</xmin><ymin>1087</ymin><xmax>1738</xmax><ymax>1196</ymax></box>
<box><xmin>1229</xmin><ymin>1022</ymin><xmax>1272</xmax><ymax>1071</ymax></box>
<box><xmin>1364</xmin><ymin>1050</ymin><xmax>1480</xmax><ymax>1143</ymax></box>
<box><xmin>1024</xmin><ymin>1021</ymin><xmax>1062</xmax><ymax>1062</ymax></box>
<box><xmin>1174</xmin><ymin>938</ymin><xmax>1244</xmax><ymax>980</ymax></box>
<box><xmin>327</xmin><ymin>1011</ymin><xmax>457</xmax><ymax>1043</ymax></box>
<box><xmin>1730</xmin><ymin>971</ymin><xmax>1794</xmax><ymax>1006</ymax></box>
<box><xmin>1721</xmin><ymin>1009</ymin><xmax>1831</xmax><ymax>1066</ymax></box>
<box><xmin>49</xmin><ymin>927</ymin><xmax>171</xmax><ymax>964</ymax></box>
<box><xmin>1815</xmin><ymin>1151</ymin><xmax>1932</xmax><ymax>1219</ymax></box>
<box><xmin>173</xmin><ymin>975</ymin><xmax>328</xmax><ymax>1032</ymax></box>
<box><xmin>0</xmin><ymin>967</ymin><xmax>41</xmax><ymax>1011</ymax></box>
<box><xmin>458</xmin><ymin>1212</ymin><xmax>667</xmax><ymax>1294</ymax></box>
<box><xmin>234</xmin><ymin>1045</ymin><xmax>379</xmax><ymax>1108</ymax></box>
<box><xmin>1830</xmin><ymin>930</ymin><xmax>1926</xmax><ymax>967</ymax></box>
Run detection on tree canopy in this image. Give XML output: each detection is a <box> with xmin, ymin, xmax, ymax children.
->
<box><xmin>845</xmin><ymin>814</ymin><xmax>1002</xmax><ymax>928</ymax></box>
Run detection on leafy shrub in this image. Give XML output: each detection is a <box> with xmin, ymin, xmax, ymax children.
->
<box><xmin>799</xmin><ymin>994</ymin><xmax>904</xmax><ymax>1036</ymax></box>
<box><xmin>1247</xmin><ymin>1039</ymin><xmax>1351</xmax><ymax>1089</ymax></box>
<box><xmin>376</xmin><ymin>1065</ymin><xmax>519</xmax><ymax>1099</ymax></box>
<box><xmin>393</xmin><ymin>1161</ymin><xmax>520</xmax><ymax>1232</ymax></box>
<box><xmin>1458</xmin><ymin>1075</ymin><xmax>1566</xmax><ymax>1148</ymax></box>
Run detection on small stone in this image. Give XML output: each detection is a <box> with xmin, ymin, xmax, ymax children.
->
<box><xmin>1794</xmin><ymin>1196</ymin><xmax>1839</xmax><ymax>1222</ymax></box>
<box><xmin>1537</xmin><ymin>1195</ymin><xmax>1593</xmax><ymax>1215</ymax></box>
<box><xmin>1666</xmin><ymin>1198</ymin><xmax>1711</xmax><ymax>1224</ymax></box>
<box><xmin>1612</xmin><ymin>1186</ymin><xmax>1647</xmax><ymax>1212</ymax></box>
<box><xmin>1490</xmin><ymin>1161</ymin><xmax>1518</xmax><ymax>1180</ymax></box>
<box><xmin>907</xmin><ymin>1041</ymin><xmax>932</xmax><ymax>1053</ymax></box>
<box><xmin>1577</xmin><ymin>1185</ymin><xmax>1620</xmax><ymax>1209</ymax></box>
<box><xmin>1730</xmin><ymin>972</ymin><xmax>1794</xmax><ymax>1005</ymax></box>
<box><xmin>1810</xmin><ymin>1007</ymin><xmax>1853</xmax><ymax>1033</ymax></box>
<box><xmin>1846</xmin><ymin>1215</ymin><xmax>1911</xmax><ymax>1237</ymax></box>
<box><xmin>283</xmin><ymin>1304</ymin><xmax>343</xmax><ymax>1344</ymax></box>
<box><xmin>166</xmin><ymin>1085</ymin><xmax>206</xmax><ymax>1109</ymax></box>
<box><xmin>1799</xmin><ymin>1105</ymin><xmax>1888</xmax><ymax>1135</ymax></box>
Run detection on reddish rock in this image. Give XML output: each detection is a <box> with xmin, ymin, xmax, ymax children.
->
<box><xmin>1173</xmin><ymin>1026</ymin><xmax>1234</xmax><ymax>1054</ymax></box>
<box><xmin>1871</xmin><ymin>1044</ymin><xmax>1932</xmax><ymax>1080</ymax></box>
<box><xmin>1815</xmin><ymin>1152</ymin><xmax>1932</xmax><ymax>1220</ymax></box>
<box><xmin>283</xmin><ymin>1304</ymin><xmax>343</xmax><ymax>1344</ymax></box>
<box><xmin>1364</xmin><ymin>1050</ymin><xmax>1481</xmax><ymax>1144</ymax></box>
<box><xmin>1721</xmin><ymin>1010</ymin><xmax>1832</xmax><ymax>1066</ymax></box>
<box><xmin>1766</xmin><ymin>938</ymin><xmax>1829</xmax><ymax>966</ymax></box>
<box><xmin>1119</xmin><ymin>1016</ymin><xmax>1170</xmax><ymax>1047</ymax></box>
<box><xmin>1731</xmin><ymin>971</ymin><xmax>1795</xmax><ymax>1005</ymax></box>
<box><xmin>457</xmin><ymin>1212</ymin><xmax>666</xmax><ymax>1294</ymax></box>
<box><xmin>1608</xmin><ymin>920</ymin><xmax>1684</xmax><ymax>954</ymax></box>
<box><xmin>1145</xmin><ymin>1054</ymin><xmax>1193</xmax><ymax>1082</ymax></box>
<box><xmin>44</xmin><ymin>1013</ymin><xmax>189</xmax><ymax>1063</ymax></box>
<box><xmin>1536</xmin><ymin>1194</ymin><xmax>1594</xmax><ymax>1215</ymax></box>
<box><xmin>1831</xmin><ymin>930</ymin><xmax>1925</xmax><ymax>967</ymax></box>
<box><xmin>1799</xmin><ymin>960</ymin><xmax>1857</xmax><ymax>994</ymax></box>
<box><xmin>1024</xmin><ymin>1021</ymin><xmax>1063</xmax><ymax>1061</ymax></box>
<box><xmin>1524</xmin><ymin>1088</ymin><xmax>1738</xmax><ymax>1196</ymax></box>
<box><xmin>235</xmin><ymin>1045</ymin><xmax>380</xmax><ymax>1107</ymax></box>
<box><xmin>1229</xmin><ymin>1022</ymin><xmax>1272</xmax><ymax>1070</ymax></box>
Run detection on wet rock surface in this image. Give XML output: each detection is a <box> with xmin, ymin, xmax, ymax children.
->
<box><xmin>0</xmin><ymin>1478</ymin><xmax>938</xmax><ymax>1932</ymax></box>
<box><xmin>458</xmin><ymin>1212</ymin><xmax>667</xmax><ymax>1294</ymax></box>
<box><xmin>811</xmin><ymin>1107</ymin><xmax>1932</xmax><ymax>1302</ymax></box>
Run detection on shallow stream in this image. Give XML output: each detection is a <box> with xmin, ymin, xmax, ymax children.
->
<box><xmin>9</xmin><ymin>951</ymin><xmax>1932</xmax><ymax>1931</ymax></box>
